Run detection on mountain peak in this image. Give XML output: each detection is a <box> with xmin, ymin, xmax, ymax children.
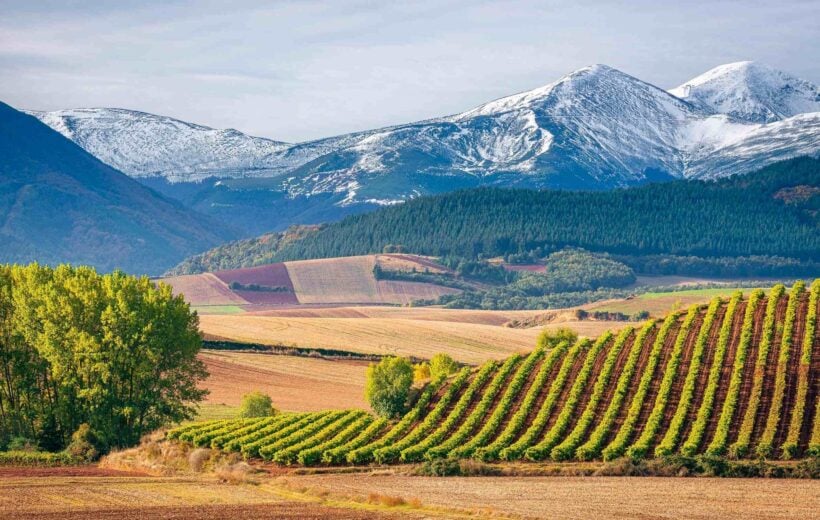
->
<box><xmin>670</xmin><ymin>61</ymin><xmax>820</xmax><ymax>123</ymax></box>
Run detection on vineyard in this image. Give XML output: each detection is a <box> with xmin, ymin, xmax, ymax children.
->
<box><xmin>169</xmin><ymin>282</ymin><xmax>820</xmax><ymax>465</ymax></box>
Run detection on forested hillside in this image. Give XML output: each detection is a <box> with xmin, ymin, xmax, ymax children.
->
<box><xmin>171</xmin><ymin>280</ymin><xmax>820</xmax><ymax>465</ymax></box>
<box><xmin>170</xmin><ymin>157</ymin><xmax>820</xmax><ymax>277</ymax></box>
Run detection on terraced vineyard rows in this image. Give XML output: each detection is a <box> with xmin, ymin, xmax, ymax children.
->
<box><xmin>170</xmin><ymin>283</ymin><xmax>820</xmax><ymax>465</ymax></box>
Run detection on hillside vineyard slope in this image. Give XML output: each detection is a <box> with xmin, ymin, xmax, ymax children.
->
<box><xmin>28</xmin><ymin>62</ymin><xmax>820</xmax><ymax>233</ymax></box>
<box><xmin>0</xmin><ymin>102</ymin><xmax>238</xmax><ymax>274</ymax></box>
<box><xmin>171</xmin><ymin>283</ymin><xmax>820</xmax><ymax>465</ymax></box>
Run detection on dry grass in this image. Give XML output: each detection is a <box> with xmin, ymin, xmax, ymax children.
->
<box><xmin>285</xmin><ymin>256</ymin><xmax>381</xmax><ymax>304</ymax></box>
<box><xmin>199</xmin><ymin>351</ymin><xmax>369</xmax><ymax>411</ymax></box>
<box><xmin>199</xmin><ymin>314</ymin><xmax>542</xmax><ymax>363</ymax></box>
<box><xmin>295</xmin><ymin>473</ymin><xmax>820</xmax><ymax>520</ymax></box>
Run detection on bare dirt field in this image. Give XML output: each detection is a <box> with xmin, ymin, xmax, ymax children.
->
<box><xmin>0</xmin><ymin>475</ymin><xmax>401</xmax><ymax>520</ymax></box>
<box><xmin>199</xmin><ymin>314</ymin><xmax>543</xmax><ymax>363</ymax></box>
<box><xmin>296</xmin><ymin>473</ymin><xmax>820</xmax><ymax>520</ymax></box>
<box><xmin>199</xmin><ymin>351</ymin><xmax>369</xmax><ymax>412</ymax></box>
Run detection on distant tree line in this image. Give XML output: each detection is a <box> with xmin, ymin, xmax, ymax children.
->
<box><xmin>0</xmin><ymin>264</ymin><xmax>206</xmax><ymax>453</ymax></box>
<box><xmin>269</xmin><ymin>157</ymin><xmax>819</xmax><ymax>267</ymax></box>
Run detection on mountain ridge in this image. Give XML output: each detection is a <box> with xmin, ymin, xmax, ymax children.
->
<box><xmin>27</xmin><ymin>62</ymin><xmax>820</xmax><ymax>234</ymax></box>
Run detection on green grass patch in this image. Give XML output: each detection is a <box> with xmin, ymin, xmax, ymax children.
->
<box><xmin>191</xmin><ymin>305</ymin><xmax>245</xmax><ymax>315</ymax></box>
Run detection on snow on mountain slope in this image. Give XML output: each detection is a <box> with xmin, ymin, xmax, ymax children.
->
<box><xmin>670</xmin><ymin>61</ymin><xmax>820</xmax><ymax>123</ymax></box>
<box><xmin>27</xmin><ymin>62</ymin><xmax>820</xmax><ymax>215</ymax></box>
<box><xmin>25</xmin><ymin>108</ymin><xmax>292</xmax><ymax>182</ymax></box>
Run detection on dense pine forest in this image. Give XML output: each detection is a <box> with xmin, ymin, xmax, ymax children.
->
<box><xmin>170</xmin><ymin>157</ymin><xmax>820</xmax><ymax>277</ymax></box>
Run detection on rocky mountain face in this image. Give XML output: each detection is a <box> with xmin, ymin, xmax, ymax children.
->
<box><xmin>28</xmin><ymin>62</ymin><xmax>820</xmax><ymax>234</ymax></box>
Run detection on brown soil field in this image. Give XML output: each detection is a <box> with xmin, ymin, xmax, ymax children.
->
<box><xmin>199</xmin><ymin>351</ymin><xmax>369</xmax><ymax>412</ymax></box>
<box><xmin>0</xmin><ymin>476</ymin><xmax>401</xmax><ymax>520</ymax></box>
<box><xmin>297</xmin><ymin>473</ymin><xmax>820</xmax><ymax>519</ymax></box>
<box><xmin>199</xmin><ymin>314</ymin><xmax>543</xmax><ymax>364</ymax></box>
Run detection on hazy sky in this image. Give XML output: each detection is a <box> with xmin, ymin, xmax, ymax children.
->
<box><xmin>2</xmin><ymin>0</ymin><xmax>818</xmax><ymax>141</ymax></box>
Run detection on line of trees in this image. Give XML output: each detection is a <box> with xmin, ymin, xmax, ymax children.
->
<box><xmin>0</xmin><ymin>264</ymin><xmax>207</xmax><ymax>453</ymax></box>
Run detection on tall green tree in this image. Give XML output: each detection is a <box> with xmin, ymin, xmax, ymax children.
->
<box><xmin>365</xmin><ymin>356</ymin><xmax>413</xmax><ymax>418</ymax></box>
<box><xmin>0</xmin><ymin>264</ymin><xmax>207</xmax><ymax>451</ymax></box>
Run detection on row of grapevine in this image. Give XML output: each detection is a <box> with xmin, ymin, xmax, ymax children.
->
<box><xmin>602</xmin><ymin>311</ymin><xmax>680</xmax><ymax>461</ymax></box>
<box><xmin>499</xmin><ymin>339</ymin><xmax>588</xmax><ymax>461</ymax></box>
<box><xmin>756</xmin><ymin>282</ymin><xmax>804</xmax><ymax>457</ymax></box>
<box><xmin>680</xmin><ymin>291</ymin><xmax>743</xmax><ymax>456</ymax></box>
<box><xmin>400</xmin><ymin>361</ymin><xmax>498</xmax><ymax>462</ymax></box>
<box><xmin>784</xmin><ymin>279</ymin><xmax>819</xmax><ymax>458</ymax></box>
<box><xmin>168</xmin><ymin>284</ymin><xmax>819</xmax><ymax>465</ymax></box>
<box><xmin>526</xmin><ymin>335</ymin><xmax>608</xmax><ymax>460</ymax></box>
<box><xmin>450</xmin><ymin>347</ymin><xmax>547</xmax><ymax>459</ymax></box>
<box><xmin>576</xmin><ymin>320</ymin><xmax>655</xmax><ymax>460</ymax></box>
<box><xmin>730</xmin><ymin>285</ymin><xmax>786</xmax><ymax>458</ymax></box>
<box><xmin>552</xmin><ymin>328</ymin><xmax>631</xmax><ymax>461</ymax></box>
<box><xmin>476</xmin><ymin>341</ymin><xmax>571</xmax><ymax>461</ymax></box>
<box><xmin>655</xmin><ymin>297</ymin><xmax>722</xmax><ymax>457</ymax></box>
<box><xmin>627</xmin><ymin>305</ymin><xmax>700</xmax><ymax>458</ymax></box>
<box><xmin>425</xmin><ymin>355</ymin><xmax>522</xmax><ymax>459</ymax></box>
<box><xmin>706</xmin><ymin>290</ymin><xmax>764</xmax><ymax>456</ymax></box>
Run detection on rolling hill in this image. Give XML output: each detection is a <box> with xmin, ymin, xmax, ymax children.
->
<box><xmin>168</xmin><ymin>157</ymin><xmax>820</xmax><ymax>276</ymax></box>
<box><xmin>30</xmin><ymin>62</ymin><xmax>820</xmax><ymax>234</ymax></box>
<box><xmin>171</xmin><ymin>280</ymin><xmax>820</xmax><ymax>464</ymax></box>
<box><xmin>0</xmin><ymin>102</ymin><xmax>238</xmax><ymax>274</ymax></box>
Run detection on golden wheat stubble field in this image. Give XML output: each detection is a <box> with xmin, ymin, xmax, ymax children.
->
<box><xmin>0</xmin><ymin>474</ymin><xmax>405</xmax><ymax>520</ymax></box>
<box><xmin>294</xmin><ymin>473</ymin><xmax>820</xmax><ymax>520</ymax></box>
<box><xmin>199</xmin><ymin>350</ymin><xmax>369</xmax><ymax>412</ymax></box>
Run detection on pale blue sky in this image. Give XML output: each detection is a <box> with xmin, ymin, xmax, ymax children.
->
<box><xmin>1</xmin><ymin>0</ymin><xmax>818</xmax><ymax>141</ymax></box>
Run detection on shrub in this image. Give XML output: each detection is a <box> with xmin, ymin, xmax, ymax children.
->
<box><xmin>365</xmin><ymin>356</ymin><xmax>414</xmax><ymax>418</ymax></box>
<box><xmin>238</xmin><ymin>391</ymin><xmax>277</xmax><ymax>418</ymax></box>
<box><xmin>429</xmin><ymin>353</ymin><xmax>458</xmax><ymax>379</ymax></box>
<box><xmin>67</xmin><ymin>424</ymin><xmax>101</xmax><ymax>462</ymax></box>
<box><xmin>537</xmin><ymin>327</ymin><xmax>578</xmax><ymax>350</ymax></box>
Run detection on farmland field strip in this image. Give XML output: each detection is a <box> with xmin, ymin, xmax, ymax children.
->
<box><xmin>783</xmin><ymin>279</ymin><xmax>819</xmax><ymax>457</ymax></box>
<box><xmin>575</xmin><ymin>321</ymin><xmax>654</xmax><ymax>461</ymax></box>
<box><xmin>372</xmin><ymin>368</ymin><xmax>472</xmax><ymax>463</ymax></box>
<box><xmin>297</xmin><ymin>414</ymin><xmax>373</xmax><ymax>466</ymax></box>
<box><xmin>449</xmin><ymin>347</ymin><xmax>547</xmax><ymax>458</ymax></box>
<box><xmin>730</xmin><ymin>286</ymin><xmax>786</xmax><ymax>457</ymax></box>
<box><xmin>498</xmin><ymin>339</ymin><xmax>586</xmax><ymax>461</ymax></box>
<box><xmin>271</xmin><ymin>411</ymin><xmax>367</xmax><ymax>464</ymax></box>
<box><xmin>551</xmin><ymin>328</ymin><xmax>631</xmax><ymax>460</ymax></box>
<box><xmin>706</xmin><ymin>291</ymin><xmax>764</xmax><ymax>456</ymax></box>
<box><xmin>322</xmin><ymin>417</ymin><xmax>389</xmax><ymax>464</ymax></box>
<box><xmin>757</xmin><ymin>283</ymin><xmax>805</xmax><ymax>457</ymax></box>
<box><xmin>526</xmin><ymin>335</ymin><xmax>610</xmax><ymax>460</ymax></box>
<box><xmin>346</xmin><ymin>378</ymin><xmax>443</xmax><ymax>464</ymax></box>
<box><xmin>656</xmin><ymin>298</ymin><xmax>721</xmax><ymax>456</ymax></box>
<box><xmin>166</xmin><ymin>420</ymin><xmax>221</xmax><ymax>440</ymax></box>
<box><xmin>425</xmin><ymin>355</ymin><xmax>522</xmax><ymax>459</ymax></box>
<box><xmin>240</xmin><ymin>413</ymin><xmax>328</xmax><ymax>458</ymax></box>
<box><xmin>259</xmin><ymin>411</ymin><xmax>349</xmax><ymax>460</ymax></box>
<box><xmin>223</xmin><ymin>414</ymin><xmax>306</xmax><ymax>452</ymax></box>
<box><xmin>627</xmin><ymin>304</ymin><xmax>699</xmax><ymax>458</ymax></box>
<box><xmin>475</xmin><ymin>342</ymin><xmax>570</xmax><ymax>462</ymax></box>
<box><xmin>602</xmin><ymin>311</ymin><xmax>680</xmax><ymax>461</ymax></box>
<box><xmin>400</xmin><ymin>361</ymin><xmax>498</xmax><ymax>462</ymax></box>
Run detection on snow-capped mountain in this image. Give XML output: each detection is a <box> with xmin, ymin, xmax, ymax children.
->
<box><xmin>27</xmin><ymin>62</ymin><xmax>820</xmax><ymax>233</ymax></box>
<box><xmin>669</xmin><ymin>61</ymin><xmax>820</xmax><ymax>123</ymax></box>
<box><xmin>25</xmin><ymin>108</ymin><xmax>291</xmax><ymax>182</ymax></box>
